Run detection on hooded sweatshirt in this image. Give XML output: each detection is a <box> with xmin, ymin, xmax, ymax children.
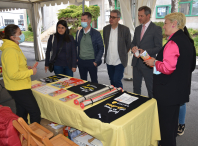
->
<box><xmin>0</xmin><ymin>39</ymin><xmax>33</xmax><ymax>91</ymax></box>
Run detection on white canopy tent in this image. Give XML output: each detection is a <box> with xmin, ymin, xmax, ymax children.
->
<box><xmin>0</xmin><ymin>0</ymin><xmax>89</xmax><ymax>61</ymax></box>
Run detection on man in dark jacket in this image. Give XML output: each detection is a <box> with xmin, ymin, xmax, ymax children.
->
<box><xmin>103</xmin><ymin>10</ymin><xmax>131</xmax><ymax>88</ymax></box>
<box><xmin>76</xmin><ymin>12</ymin><xmax>104</xmax><ymax>83</ymax></box>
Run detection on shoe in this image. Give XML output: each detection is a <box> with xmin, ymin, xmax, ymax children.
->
<box><xmin>177</xmin><ymin>124</ymin><xmax>185</xmax><ymax>136</ymax></box>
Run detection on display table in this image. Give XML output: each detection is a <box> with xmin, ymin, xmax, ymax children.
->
<box><xmin>32</xmin><ymin>79</ymin><xmax>161</xmax><ymax>146</ymax></box>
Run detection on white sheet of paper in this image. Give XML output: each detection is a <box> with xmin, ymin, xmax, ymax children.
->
<box><xmin>58</xmin><ymin>78</ymin><xmax>69</xmax><ymax>82</ymax></box>
<box><xmin>114</xmin><ymin>93</ymin><xmax>138</xmax><ymax>104</ymax></box>
<box><xmin>135</xmin><ymin>50</ymin><xmax>139</xmax><ymax>57</ymax></box>
<box><xmin>33</xmin><ymin>86</ymin><xmax>57</xmax><ymax>94</ymax></box>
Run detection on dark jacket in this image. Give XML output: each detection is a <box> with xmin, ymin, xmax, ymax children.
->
<box><xmin>131</xmin><ymin>22</ymin><xmax>162</xmax><ymax>67</ymax></box>
<box><xmin>103</xmin><ymin>24</ymin><xmax>131</xmax><ymax>67</ymax></box>
<box><xmin>45</xmin><ymin>34</ymin><xmax>77</xmax><ymax>70</ymax></box>
<box><xmin>76</xmin><ymin>27</ymin><xmax>104</xmax><ymax>66</ymax></box>
<box><xmin>153</xmin><ymin>29</ymin><xmax>196</xmax><ymax>106</ymax></box>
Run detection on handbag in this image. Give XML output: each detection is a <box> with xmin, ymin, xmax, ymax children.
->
<box><xmin>48</xmin><ymin>40</ymin><xmax>64</xmax><ymax>73</ymax></box>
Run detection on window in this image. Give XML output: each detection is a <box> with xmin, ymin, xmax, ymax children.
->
<box><xmin>156</xmin><ymin>5</ymin><xmax>171</xmax><ymax>18</ymax></box>
<box><xmin>192</xmin><ymin>1</ymin><xmax>198</xmax><ymax>15</ymax></box>
<box><xmin>4</xmin><ymin>19</ymin><xmax>14</xmax><ymax>26</ymax></box>
<box><xmin>18</xmin><ymin>20</ymin><xmax>24</xmax><ymax>25</ymax></box>
<box><xmin>179</xmin><ymin>0</ymin><xmax>198</xmax><ymax>16</ymax></box>
<box><xmin>20</xmin><ymin>15</ymin><xmax>23</xmax><ymax>20</ymax></box>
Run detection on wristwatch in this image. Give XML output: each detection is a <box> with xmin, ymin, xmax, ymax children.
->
<box><xmin>153</xmin><ymin>60</ymin><xmax>157</xmax><ymax>66</ymax></box>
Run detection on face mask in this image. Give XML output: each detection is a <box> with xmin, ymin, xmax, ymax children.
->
<box><xmin>81</xmin><ymin>22</ymin><xmax>88</xmax><ymax>28</ymax></box>
<box><xmin>17</xmin><ymin>33</ymin><xmax>25</xmax><ymax>44</ymax></box>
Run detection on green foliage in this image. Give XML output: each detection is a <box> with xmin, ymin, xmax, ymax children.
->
<box><xmin>188</xmin><ymin>28</ymin><xmax>198</xmax><ymax>37</ymax></box>
<box><xmin>153</xmin><ymin>22</ymin><xmax>166</xmax><ymax>38</ymax></box>
<box><xmin>99</xmin><ymin>30</ymin><xmax>103</xmax><ymax>40</ymax></box>
<box><xmin>22</xmin><ymin>31</ymin><xmax>34</xmax><ymax>42</ymax></box>
<box><xmin>28</xmin><ymin>24</ymin><xmax>32</xmax><ymax>32</ymax></box>
<box><xmin>194</xmin><ymin>36</ymin><xmax>198</xmax><ymax>55</ymax></box>
<box><xmin>57</xmin><ymin>5</ymin><xmax>100</xmax><ymax>30</ymax></box>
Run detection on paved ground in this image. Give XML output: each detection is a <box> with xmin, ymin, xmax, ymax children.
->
<box><xmin>0</xmin><ymin>44</ymin><xmax>198</xmax><ymax>146</ymax></box>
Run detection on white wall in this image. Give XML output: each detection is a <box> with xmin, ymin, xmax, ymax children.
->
<box><xmin>42</xmin><ymin>2</ymin><xmax>70</xmax><ymax>32</ymax></box>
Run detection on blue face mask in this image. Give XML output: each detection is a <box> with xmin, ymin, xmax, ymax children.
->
<box><xmin>17</xmin><ymin>33</ymin><xmax>25</xmax><ymax>44</ymax></box>
<box><xmin>81</xmin><ymin>22</ymin><xmax>88</xmax><ymax>28</ymax></box>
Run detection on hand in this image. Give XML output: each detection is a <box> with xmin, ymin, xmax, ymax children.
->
<box><xmin>32</xmin><ymin>67</ymin><xmax>37</xmax><ymax>75</ymax></box>
<box><xmin>93</xmin><ymin>62</ymin><xmax>97</xmax><ymax>67</ymax></box>
<box><xmin>45</xmin><ymin>66</ymin><xmax>49</xmax><ymax>73</ymax></box>
<box><xmin>144</xmin><ymin>57</ymin><xmax>155</xmax><ymax>67</ymax></box>
<box><xmin>138</xmin><ymin>48</ymin><xmax>144</xmax><ymax>54</ymax></box>
<box><xmin>131</xmin><ymin>46</ymin><xmax>140</xmax><ymax>58</ymax></box>
<box><xmin>72</xmin><ymin>68</ymin><xmax>76</xmax><ymax>72</ymax></box>
<box><xmin>28</xmin><ymin>66</ymin><xmax>32</xmax><ymax>69</ymax></box>
<box><xmin>131</xmin><ymin>46</ymin><xmax>138</xmax><ymax>54</ymax></box>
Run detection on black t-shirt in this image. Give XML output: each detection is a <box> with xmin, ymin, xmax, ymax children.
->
<box><xmin>67</xmin><ymin>82</ymin><xmax>106</xmax><ymax>96</ymax></box>
<box><xmin>84</xmin><ymin>91</ymin><xmax>151</xmax><ymax>123</ymax></box>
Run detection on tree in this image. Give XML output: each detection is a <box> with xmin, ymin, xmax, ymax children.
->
<box><xmin>171</xmin><ymin>0</ymin><xmax>179</xmax><ymax>13</ymax></box>
<box><xmin>57</xmin><ymin>5</ymin><xmax>100</xmax><ymax>30</ymax></box>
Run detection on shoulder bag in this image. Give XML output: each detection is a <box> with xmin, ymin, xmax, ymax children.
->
<box><xmin>48</xmin><ymin>37</ymin><xmax>64</xmax><ymax>73</ymax></box>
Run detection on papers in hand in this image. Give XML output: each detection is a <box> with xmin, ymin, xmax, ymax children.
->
<box><xmin>114</xmin><ymin>93</ymin><xmax>138</xmax><ymax>104</ymax></box>
<box><xmin>135</xmin><ymin>50</ymin><xmax>139</xmax><ymax>57</ymax></box>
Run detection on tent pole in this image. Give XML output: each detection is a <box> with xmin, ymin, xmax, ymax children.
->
<box><xmin>31</xmin><ymin>3</ymin><xmax>39</xmax><ymax>61</ymax></box>
<box><xmin>82</xmin><ymin>0</ymin><xmax>85</xmax><ymax>12</ymax></box>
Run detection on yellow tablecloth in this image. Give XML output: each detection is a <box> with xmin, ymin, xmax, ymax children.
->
<box><xmin>32</xmin><ymin>80</ymin><xmax>160</xmax><ymax>146</ymax></box>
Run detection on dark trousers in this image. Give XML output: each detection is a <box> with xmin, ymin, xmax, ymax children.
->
<box><xmin>77</xmin><ymin>58</ymin><xmax>98</xmax><ymax>83</ymax></box>
<box><xmin>8</xmin><ymin>89</ymin><xmax>41</xmax><ymax>124</ymax></box>
<box><xmin>54</xmin><ymin>65</ymin><xmax>73</xmax><ymax>77</ymax></box>
<box><xmin>133</xmin><ymin>65</ymin><xmax>153</xmax><ymax>98</ymax></box>
<box><xmin>158</xmin><ymin>104</ymin><xmax>180</xmax><ymax>146</ymax></box>
<box><xmin>106</xmin><ymin>64</ymin><xmax>124</xmax><ymax>88</ymax></box>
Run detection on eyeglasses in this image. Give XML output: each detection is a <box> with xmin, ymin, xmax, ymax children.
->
<box><xmin>109</xmin><ymin>15</ymin><xmax>120</xmax><ymax>19</ymax></box>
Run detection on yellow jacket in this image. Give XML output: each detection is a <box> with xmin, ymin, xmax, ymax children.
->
<box><xmin>0</xmin><ymin>39</ymin><xmax>33</xmax><ymax>91</ymax></box>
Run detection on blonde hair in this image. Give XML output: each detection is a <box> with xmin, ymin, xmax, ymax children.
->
<box><xmin>165</xmin><ymin>12</ymin><xmax>186</xmax><ymax>30</ymax></box>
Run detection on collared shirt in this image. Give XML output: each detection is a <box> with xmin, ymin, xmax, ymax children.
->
<box><xmin>155</xmin><ymin>33</ymin><xmax>180</xmax><ymax>75</ymax></box>
<box><xmin>83</xmin><ymin>27</ymin><xmax>91</xmax><ymax>34</ymax></box>
<box><xmin>141</xmin><ymin>20</ymin><xmax>151</xmax><ymax>35</ymax></box>
<box><xmin>106</xmin><ymin>26</ymin><xmax>121</xmax><ymax>65</ymax></box>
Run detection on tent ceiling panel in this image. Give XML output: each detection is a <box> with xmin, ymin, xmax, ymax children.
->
<box><xmin>0</xmin><ymin>1</ymin><xmax>32</xmax><ymax>11</ymax></box>
<box><xmin>0</xmin><ymin>0</ymin><xmax>89</xmax><ymax>10</ymax></box>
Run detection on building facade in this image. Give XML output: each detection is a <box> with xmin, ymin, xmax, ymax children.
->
<box><xmin>0</xmin><ymin>9</ymin><xmax>27</xmax><ymax>30</ymax></box>
<box><xmin>151</xmin><ymin>0</ymin><xmax>198</xmax><ymax>29</ymax></box>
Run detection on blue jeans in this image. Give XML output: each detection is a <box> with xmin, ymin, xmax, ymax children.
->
<box><xmin>54</xmin><ymin>65</ymin><xmax>73</xmax><ymax>77</ymax></box>
<box><xmin>106</xmin><ymin>64</ymin><xmax>124</xmax><ymax>88</ymax></box>
<box><xmin>179</xmin><ymin>103</ymin><xmax>186</xmax><ymax>124</ymax></box>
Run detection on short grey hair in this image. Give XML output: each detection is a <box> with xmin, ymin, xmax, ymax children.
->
<box><xmin>110</xmin><ymin>10</ymin><xmax>121</xmax><ymax>18</ymax></box>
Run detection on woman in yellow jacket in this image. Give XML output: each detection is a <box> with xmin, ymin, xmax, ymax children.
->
<box><xmin>0</xmin><ymin>24</ymin><xmax>41</xmax><ymax>123</ymax></box>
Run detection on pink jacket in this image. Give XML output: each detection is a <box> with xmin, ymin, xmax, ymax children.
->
<box><xmin>0</xmin><ymin>105</ymin><xmax>21</xmax><ymax>146</ymax></box>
